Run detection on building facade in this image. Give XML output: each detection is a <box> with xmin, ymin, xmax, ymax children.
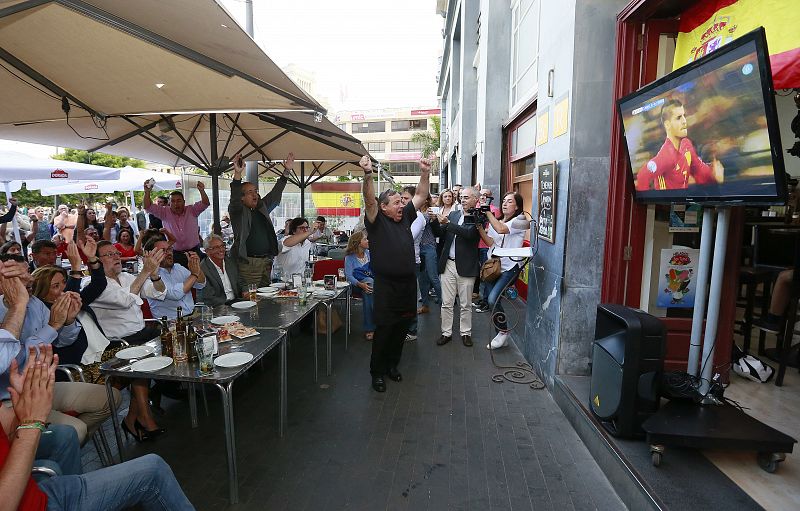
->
<box><xmin>333</xmin><ymin>107</ymin><xmax>441</xmax><ymax>190</ymax></box>
<box><xmin>436</xmin><ymin>0</ymin><xmax>627</xmax><ymax>385</ymax></box>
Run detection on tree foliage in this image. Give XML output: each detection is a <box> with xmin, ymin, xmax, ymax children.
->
<box><xmin>410</xmin><ymin>115</ymin><xmax>441</xmax><ymax>158</ymax></box>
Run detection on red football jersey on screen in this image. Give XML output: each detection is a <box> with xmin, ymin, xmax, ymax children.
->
<box><xmin>636</xmin><ymin>137</ymin><xmax>717</xmax><ymax>191</ymax></box>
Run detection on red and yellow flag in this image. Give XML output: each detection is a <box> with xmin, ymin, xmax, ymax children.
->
<box><xmin>310</xmin><ymin>182</ymin><xmax>362</xmax><ymax>217</ymax></box>
<box><xmin>673</xmin><ymin>0</ymin><xmax>800</xmax><ymax>88</ymax></box>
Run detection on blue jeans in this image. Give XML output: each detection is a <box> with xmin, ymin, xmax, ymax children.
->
<box><xmin>418</xmin><ymin>244</ymin><xmax>442</xmax><ymax>306</ymax></box>
<box><xmin>483</xmin><ymin>266</ymin><xmax>521</xmax><ymax>332</ymax></box>
<box><xmin>39</xmin><ymin>454</ymin><xmax>194</xmax><ymax>511</ymax></box>
<box><xmin>478</xmin><ymin>248</ymin><xmax>489</xmax><ymax>301</ymax></box>
<box><xmin>35</xmin><ymin>424</ymin><xmax>82</xmax><ymax>476</ymax></box>
<box><xmin>356</xmin><ymin>277</ymin><xmax>376</xmax><ymax>333</ymax></box>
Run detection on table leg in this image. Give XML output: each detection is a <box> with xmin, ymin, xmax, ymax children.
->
<box><xmin>104</xmin><ymin>377</ymin><xmax>125</xmax><ymax>463</ymax></box>
<box><xmin>346</xmin><ymin>289</ymin><xmax>351</xmax><ymax>350</ymax></box>
<box><xmin>280</xmin><ymin>332</ymin><xmax>287</xmax><ymax>438</ymax></box>
<box><xmin>326</xmin><ymin>302</ymin><xmax>333</xmax><ymax>376</ymax></box>
<box><xmin>743</xmin><ymin>280</ymin><xmax>755</xmax><ymax>354</ymax></box>
<box><xmin>312</xmin><ymin>310</ymin><xmax>318</xmax><ymax>383</ymax></box>
<box><xmin>215</xmin><ymin>382</ymin><xmax>238</xmax><ymax>504</ymax></box>
<box><xmin>188</xmin><ymin>383</ymin><xmax>198</xmax><ymax>428</ymax></box>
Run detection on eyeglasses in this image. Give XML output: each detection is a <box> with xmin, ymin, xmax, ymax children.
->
<box><xmin>299</xmin><ymin>226</ymin><xmax>310</xmax><ymax>231</ymax></box>
<box><xmin>208</xmin><ymin>244</ymin><xmax>225</xmax><ymax>250</ymax></box>
<box><xmin>99</xmin><ymin>251</ymin><xmax>121</xmax><ymax>259</ymax></box>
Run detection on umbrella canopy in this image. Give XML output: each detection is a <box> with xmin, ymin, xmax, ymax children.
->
<box><xmin>0</xmin><ymin>150</ymin><xmax>120</xmax><ymax>185</ymax></box>
<box><xmin>27</xmin><ymin>166</ymin><xmax>182</xmax><ymax>195</ymax></box>
<box><xmin>0</xmin><ymin>0</ymin><xmax>323</xmax><ymax>126</ymax></box>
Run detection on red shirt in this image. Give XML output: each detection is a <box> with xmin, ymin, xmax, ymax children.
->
<box><xmin>0</xmin><ymin>432</ymin><xmax>48</xmax><ymax>510</ymax></box>
<box><xmin>114</xmin><ymin>243</ymin><xmax>137</xmax><ymax>259</ymax></box>
<box><xmin>636</xmin><ymin>137</ymin><xmax>717</xmax><ymax>191</ymax></box>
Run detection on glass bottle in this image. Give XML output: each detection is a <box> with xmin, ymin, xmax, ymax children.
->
<box><xmin>160</xmin><ymin>316</ymin><xmax>173</xmax><ymax>358</ymax></box>
<box><xmin>175</xmin><ymin>306</ymin><xmax>183</xmax><ymax>333</ymax></box>
<box><xmin>187</xmin><ymin>322</ymin><xmax>198</xmax><ymax>363</ymax></box>
<box><xmin>173</xmin><ymin>323</ymin><xmax>188</xmax><ymax>363</ymax></box>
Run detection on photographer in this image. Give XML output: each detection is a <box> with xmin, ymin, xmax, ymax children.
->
<box><xmin>431</xmin><ymin>187</ymin><xmax>481</xmax><ymax>347</ymax></box>
<box><xmin>476</xmin><ymin>192</ymin><xmax>529</xmax><ymax>349</ymax></box>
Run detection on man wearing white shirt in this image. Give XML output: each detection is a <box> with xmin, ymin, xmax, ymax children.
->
<box><xmin>199</xmin><ymin>234</ymin><xmax>243</xmax><ymax>306</ymax></box>
<box><xmin>90</xmin><ymin>240</ymin><xmax>167</xmax><ymax>342</ymax></box>
<box><xmin>402</xmin><ymin>187</ymin><xmax>426</xmax><ymax>342</ymax></box>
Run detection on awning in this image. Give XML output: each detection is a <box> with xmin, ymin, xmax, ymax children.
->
<box><xmin>23</xmin><ymin>166</ymin><xmax>182</xmax><ymax>195</ymax></box>
<box><xmin>0</xmin><ymin>150</ymin><xmax>120</xmax><ymax>184</ymax></box>
<box><xmin>0</xmin><ymin>0</ymin><xmax>324</xmax><ymax>125</ymax></box>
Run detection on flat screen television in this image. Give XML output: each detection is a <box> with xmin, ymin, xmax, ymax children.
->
<box><xmin>618</xmin><ymin>27</ymin><xmax>787</xmax><ymax>205</ymax></box>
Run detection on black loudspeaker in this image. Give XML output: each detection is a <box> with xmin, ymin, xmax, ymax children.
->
<box><xmin>590</xmin><ymin>304</ymin><xmax>666</xmax><ymax>438</ymax></box>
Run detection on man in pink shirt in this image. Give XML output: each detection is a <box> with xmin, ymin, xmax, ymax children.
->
<box><xmin>143</xmin><ymin>180</ymin><xmax>209</xmax><ymax>267</ymax></box>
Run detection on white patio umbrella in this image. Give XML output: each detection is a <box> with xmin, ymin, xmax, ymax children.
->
<box><xmin>30</xmin><ymin>166</ymin><xmax>181</xmax><ymax>195</ymax></box>
<box><xmin>0</xmin><ymin>150</ymin><xmax>120</xmax><ymax>242</ymax></box>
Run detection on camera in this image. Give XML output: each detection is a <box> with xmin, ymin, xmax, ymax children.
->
<box><xmin>466</xmin><ymin>204</ymin><xmax>491</xmax><ymax>224</ymax></box>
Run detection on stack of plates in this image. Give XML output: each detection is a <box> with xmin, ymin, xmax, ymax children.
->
<box><xmin>312</xmin><ymin>289</ymin><xmax>337</xmax><ymax>299</ymax></box>
<box><xmin>257</xmin><ymin>287</ymin><xmax>279</xmax><ymax>298</ymax></box>
<box><xmin>269</xmin><ymin>282</ymin><xmax>289</xmax><ymax>289</ymax></box>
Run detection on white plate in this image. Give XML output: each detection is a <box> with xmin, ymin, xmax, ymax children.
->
<box><xmin>313</xmin><ymin>290</ymin><xmax>337</xmax><ymax>299</ymax></box>
<box><xmin>257</xmin><ymin>292</ymin><xmax>277</xmax><ymax>298</ymax></box>
<box><xmin>231</xmin><ymin>301</ymin><xmax>257</xmax><ymax>310</ymax></box>
<box><xmin>257</xmin><ymin>287</ymin><xmax>278</xmax><ymax>293</ymax></box>
<box><xmin>269</xmin><ymin>282</ymin><xmax>288</xmax><ymax>289</ymax></box>
<box><xmin>214</xmin><ymin>352</ymin><xmax>254</xmax><ymax>368</ymax></box>
<box><xmin>211</xmin><ymin>315</ymin><xmax>240</xmax><ymax>325</ymax></box>
<box><xmin>313</xmin><ymin>280</ymin><xmax>348</xmax><ymax>289</ymax></box>
<box><xmin>116</xmin><ymin>346</ymin><xmax>154</xmax><ymax>360</ymax></box>
<box><xmin>130</xmin><ymin>356</ymin><xmax>173</xmax><ymax>372</ymax></box>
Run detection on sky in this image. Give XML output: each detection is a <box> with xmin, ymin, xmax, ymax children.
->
<box><xmin>0</xmin><ymin>0</ymin><xmax>444</xmax><ymax>158</ymax></box>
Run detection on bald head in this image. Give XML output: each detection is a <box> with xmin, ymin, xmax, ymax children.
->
<box><xmin>241</xmin><ymin>182</ymin><xmax>259</xmax><ymax>209</ymax></box>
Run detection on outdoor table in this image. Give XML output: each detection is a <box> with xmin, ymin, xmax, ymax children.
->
<box><xmin>100</xmin><ymin>327</ymin><xmax>286</xmax><ymax>504</ymax></box>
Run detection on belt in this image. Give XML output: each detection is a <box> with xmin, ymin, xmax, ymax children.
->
<box><xmin>248</xmin><ymin>254</ymin><xmax>269</xmax><ymax>259</ymax></box>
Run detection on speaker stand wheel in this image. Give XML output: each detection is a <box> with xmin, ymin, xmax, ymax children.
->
<box><xmin>757</xmin><ymin>452</ymin><xmax>785</xmax><ymax>473</ymax></box>
<box><xmin>650</xmin><ymin>444</ymin><xmax>665</xmax><ymax>467</ymax></box>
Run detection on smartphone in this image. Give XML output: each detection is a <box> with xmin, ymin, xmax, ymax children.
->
<box><xmin>146</xmin><ymin>178</ymin><xmax>156</xmax><ymax>188</ymax></box>
<box><xmin>430</xmin><ymin>206</ymin><xmax>440</xmax><ymax>215</ymax></box>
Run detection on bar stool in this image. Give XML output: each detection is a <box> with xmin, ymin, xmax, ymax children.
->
<box><xmin>737</xmin><ymin>266</ymin><xmax>775</xmax><ymax>355</ymax></box>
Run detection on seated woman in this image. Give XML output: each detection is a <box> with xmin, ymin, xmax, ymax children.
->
<box><xmin>344</xmin><ymin>230</ymin><xmax>374</xmax><ymax>341</ymax></box>
<box><xmin>114</xmin><ymin>226</ymin><xmax>138</xmax><ymax>264</ymax></box>
<box><xmin>31</xmin><ymin>239</ymin><xmax>166</xmax><ymax>441</ymax></box>
<box><xmin>274</xmin><ymin>217</ymin><xmax>313</xmax><ymax>279</ymax></box>
<box><xmin>476</xmin><ymin>192</ymin><xmax>529</xmax><ymax>350</ymax></box>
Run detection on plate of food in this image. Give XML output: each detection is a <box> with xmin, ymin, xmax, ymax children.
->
<box><xmin>116</xmin><ymin>345</ymin><xmax>154</xmax><ymax>360</ymax></box>
<box><xmin>228</xmin><ymin>323</ymin><xmax>259</xmax><ymax>339</ymax></box>
<box><xmin>257</xmin><ymin>286</ymin><xmax>277</xmax><ymax>293</ymax></box>
<box><xmin>211</xmin><ymin>315</ymin><xmax>240</xmax><ymax>326</ymax></box>
<box><xmin>275</xmin><ymin>289</ymin><xmax>299</xmax><ymax>298</ymax></box>
<box><xmin>231</xmin><ymin>300</ymin><xmax>257</xmax><ymax>310</ymax></box>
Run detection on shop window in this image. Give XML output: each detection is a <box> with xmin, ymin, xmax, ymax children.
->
<box><xmin>365</xmin><ymin>142</ymin><xmax>385</xmax><ymax>153</ymax></box>
<box><xmin>352</xmin><ymin>122</ymin><xmax>385</xmax><ymax>134</ymax></box>
<box><xmin>391</xmin><ymin>141</ymin><xmax>425</xmax><ymax>152</ymax></box>
<box><xmin>390</xmin><ymin>162</ymin><xmax>420</xmax><ymax>176</ymax></box>
<box><xmin>510</xmin><ymin>0</ymin><xmax>540</xmax><ymax>110</ymax></box>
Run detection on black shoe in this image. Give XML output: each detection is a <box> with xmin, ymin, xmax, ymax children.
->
<box><xmin>136</xmin><ymin>420</ymin><xmax>166</xmax><ymax>439</ymax></box>
<box><xmin>387</xmin><ymin>367</ymin><xmax>402</xmax><ymax>382</ymax></box>
<box><xmin>462</xmin><ymin>335</ymin><xmax>473</xmax><ymax>347</ymax></box>
<box><xmin>436</xmin><ymin>335</ymin><xmax>452</xmax><ymax>346</ymax></box>
<box><xmin>754</xmin><ymin>316</ymin><xmax>782</xmax><ymax>334</ymax></box>
<box><xmin>121</xmin><ymin>420</ymin><xmax>147</xmax><ymax>442</ymax></box>
<box><xmin>372</xmin><ymin>376</ymin><xmax>386</xmax><ymax>392</ymax></box>
<box><xmin>474</xmin><ymin>304</ymin><xmax>491</xmax><ymax>313</ymax></box>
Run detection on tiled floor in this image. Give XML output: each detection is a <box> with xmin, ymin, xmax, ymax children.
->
<box><xmin>82</xmin><ymin>303</ymin><xmax>624</xmax><ymax>510</ymax></box>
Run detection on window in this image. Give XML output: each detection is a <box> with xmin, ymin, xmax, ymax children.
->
<box><xmin>365</xmin><ymin>142</ymin><xmax>385</xmax><ymax>153</ymax></box>
<box><xmin>510</xmin><ymin>0</ymin><xmax>539</xmax><ymax>108</ymax></box>
<box><xmin>389</xmin><ymin>162</ymin><xmax>420</xmax><ymax>176</ymax></box>
<box><xmin>391</xmin><ymin>141</ymin><xmax>425</xmax><ymax>152</ymax></box>
<box><xmin>351</xmin><ymin>122</ymin><xmax>385</xmax><ymax>134</ymax></box>
<box><xmin>391</xmin><ymin>119</ymin><xmax>427</xmax><ymax>132</ymax></box>
<box><xmin>336</xmin><ymin>123</ymin><xmax>346</xmax><ymax>131</ymax></box>
<box><xmin>510</xmin><ymin>114</ymin><xmax>536</xmax><ymax>160</ymax></box>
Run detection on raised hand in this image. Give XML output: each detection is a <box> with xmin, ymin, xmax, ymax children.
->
<box><xmin>104</xmin><ymin>203</ymin><xmax>114</xmax><ymax>222</ymax></box>
<box><xmin>197</xmin><ymin>181</ymin><xmax>205</xmax><ymax>192</ymax></box>
<box><xmin>232</xmin><ymin>153</ymin><xmax>245</xmax><ymax>179</ymax></box>
<box><xmin>77</xmin><ymin>203</ymin><xmax>85</xmax><ymax>216</ymax></box>
<box><xmin>359</xmin><ymin>155</ymin><xmax>373</xmax><ymax>173</ymax></box>
<box><xmin>78</xmin><ymin>237</ymin><xmax>97</xmax><ymax>259</ymax></box>
<box><xmin>186</xmin><ymin>252</ymin><xmax>201</xmax><ymax>274</ymax></box>
<box><xmin>143</xmin><ymin>179</ymin><xmax>154</xmax><ymax>191</ymax></box>
<box><xmin>142</xmin><ymin>248</ymin><xmax>165</xmax><ymax>275</ymax></box>
<box><xmin>419</xmin><ymin>157</ymin><xmax>432</xmax><ymax>173</ymax></box>
<box><xmin>9</xmin><ymin>345</ymin><xmax>57</xmax><ymax>424</ymax></box>
<box><xmin>283</xmin><ymin>152</ymin><xmax>295</xmax><ymax>171</ymax></box>
<box><xmin>66</xmin><ymin>242</ymin><xmax>81</xmax><ymax>268</ymax></box>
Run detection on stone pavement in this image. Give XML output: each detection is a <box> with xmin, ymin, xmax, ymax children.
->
<box><xmin>82</xmin><ymin>301</ymin><xmax>625</xmax><ymax>510</ymax></box>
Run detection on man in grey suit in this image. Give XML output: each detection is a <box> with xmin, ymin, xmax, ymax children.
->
<box><xmin>431</xmin><ymin>187</ymin><xmax>481</xmax><ymax>347</ymax></box>
<box><xmin>200</xmin><ymin>234</ymin><xmax>243</xmax><ymax>306</ymax></box>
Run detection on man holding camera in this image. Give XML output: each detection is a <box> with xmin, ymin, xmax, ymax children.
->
<box><xmin>431</xmin><ymin>187</ymin><xmax>481</xmax><ymax>347</ymax></box>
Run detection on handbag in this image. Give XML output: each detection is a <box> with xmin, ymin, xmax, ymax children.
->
<box><xmin>480</xmin><ymin>235</ymin><xmax>505</xmax><ymax>283</ymax></box>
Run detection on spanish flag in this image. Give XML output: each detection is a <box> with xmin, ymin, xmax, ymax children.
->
<box><xmin>673</xmin><ymin>0</ymin><xmax>800</xmax><ymax>89</ymax></box>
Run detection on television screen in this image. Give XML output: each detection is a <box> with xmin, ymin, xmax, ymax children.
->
<box><xmin>618</xmin><ymin>28</ymin><xmax>787</xmax><ymax>205</ymax></box>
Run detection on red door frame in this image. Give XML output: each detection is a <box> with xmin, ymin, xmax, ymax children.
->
<box><xmin>602</xmin><ymin>0</ymin><xmax>739</xmax><ymax>374</ymax></box>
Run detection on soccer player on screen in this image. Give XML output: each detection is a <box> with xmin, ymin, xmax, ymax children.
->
<box><xmin>635</xmin><ymin>99</ymin><xmax>721</xmax><ymax>191</ymax></box>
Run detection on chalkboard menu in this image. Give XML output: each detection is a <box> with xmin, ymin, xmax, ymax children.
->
<box><xmin>537</xmin><ymin>162</ymin><xmax>557</xmax><ymax>243</ymax></box>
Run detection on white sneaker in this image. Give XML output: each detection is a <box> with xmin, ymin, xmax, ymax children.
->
<box><xmin>405</xmin><ymin>333</ymin><xmax>417</xmax><ymax>342</ymax></box>
<box><xmin>487</xmin><ymin>332</ymin><xmax>509</xmax><ymax>350</ymax></box>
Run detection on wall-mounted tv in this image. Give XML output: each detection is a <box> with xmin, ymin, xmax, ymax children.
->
<box><xmin>618</xmin><ymin>27</ymin><xmax>787</xmax><ymax>205</ymax></box>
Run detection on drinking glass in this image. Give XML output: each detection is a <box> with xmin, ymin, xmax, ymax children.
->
<box><xmin>248</xmin><ymin>283</ymin><xmax>258</xmax><ymax>301</ymax></box>
<box><xmin>196</xmin><ymin>337</ymin><xmax>214</xmax><ymax>373</ymax></box>
<box><xmin>173</xmin><ymin>335</ymin><xmax>188</xmax><ymax>362</ymax></box>
<box><xmin>200</xmin><ymin>305</ymin><xmax>212</xmax><ymax>327</ymax></box>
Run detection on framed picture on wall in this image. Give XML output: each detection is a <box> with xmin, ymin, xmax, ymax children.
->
<box><xmin>537</xmin><ymin>161</ymin><xmax>557</xmax><ymax>243</ymax></box>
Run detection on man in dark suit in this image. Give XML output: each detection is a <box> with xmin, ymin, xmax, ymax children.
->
<box><xmin>199</xmin><ymin>234</ymin><xmax>243</xmax><ymax>306</ymax></box>
<box><xmin>431</xmin><ymin>187</ymin><xmax>481</xmax><ymax>347</ymax></box>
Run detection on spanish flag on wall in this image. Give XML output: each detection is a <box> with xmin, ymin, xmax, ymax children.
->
<box><xmin>673</xmin><ymin>0</ymin><xmax>800</xmax><ymax>89</ymax></box>
<box><xmin>310</xmin><ymin>182</ymin><xmax>362</xmax><ymax>217</ymax></box>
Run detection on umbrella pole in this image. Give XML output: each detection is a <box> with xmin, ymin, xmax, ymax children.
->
<box><xmin>210</xmin><ymin>114</ymin><xmax>221</xmax><ymax>235</ymax></box>
<box><xmin>2</xmin><ymin>183</ymin><xmax>21</xmax><ymax>244</ymax></box>
<box><xmin>300</xmin><ymin>162</ymin><xmax>305</xmax><ymax>219</ymax></box>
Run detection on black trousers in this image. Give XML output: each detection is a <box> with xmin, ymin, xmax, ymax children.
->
<box><xmin>370</xmin><ymin>273</ymin><xmax>416</xmax><ymax>377</ymax></box>
<box><xmin>370</xmin><ymin>316</ymin><xmax>413</xmax><ymax>377</ymax></box>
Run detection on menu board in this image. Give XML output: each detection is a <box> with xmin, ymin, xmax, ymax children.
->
<box><xmin>537</xmin><ymin>161</ymin><xmax>557</xmax><ymax>243</ymax></box>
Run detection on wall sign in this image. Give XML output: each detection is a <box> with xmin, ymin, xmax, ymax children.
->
<box><xmin>537</xmin><ymin>161</ymin><xmax>557</xmax><ymax>243</ymax></box>
<box><xmin>657</xmin><ymin>248</ymin><xmax>700</xmax><ymax>308</ymax></box>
